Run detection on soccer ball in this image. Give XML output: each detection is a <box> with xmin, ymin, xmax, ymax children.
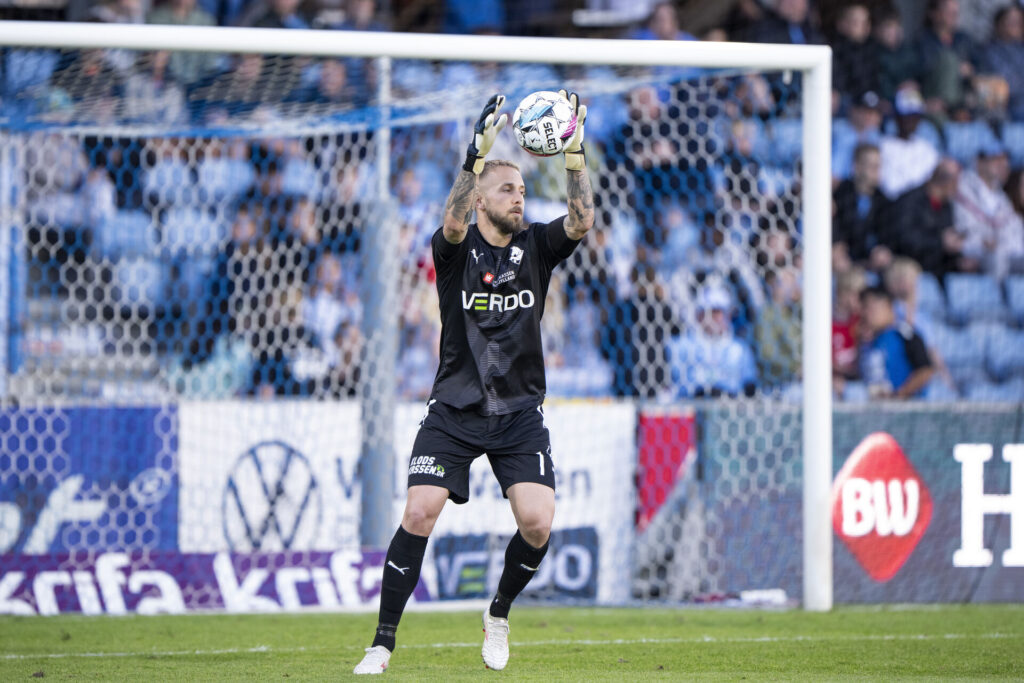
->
<box><xmin>511</xmin><ymin>90</ymin><xmax>577</xmax><ymax>157</ymax></box>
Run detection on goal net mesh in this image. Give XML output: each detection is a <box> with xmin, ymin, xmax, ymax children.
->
<box><xmin>0</xmin><ymin>46</ymin><xmax>805</xmax><ymax>612</ymax></box>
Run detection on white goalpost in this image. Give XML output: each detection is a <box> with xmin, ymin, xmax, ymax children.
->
<box><xmin>0</xmin><ymin>22</ymin><xmax>832</xmax><ymax>611</ymax></box>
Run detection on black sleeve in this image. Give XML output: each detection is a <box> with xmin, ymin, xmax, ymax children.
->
<box><xmin>904</xmin><ymin>329</ymin><xmax>932</xmax><ymax>371</ymax></box>
<box><xmin>431</xmin><ymin>226</ymin><xmax>463</xmax><ymax>271</ymax></box>
<box><xmin>537</xmin><ymin>215</ymin><xmax>582</xmax><ymax>265</ymax></box>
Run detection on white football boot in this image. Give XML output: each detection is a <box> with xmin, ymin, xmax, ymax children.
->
<box><xmin>353</xmin><ymin>645</ymin><xmax>391</xmax><ymax>675</ymax></box>
<box><xmin>481</xmin><ymin>608</ymin><xmax>510</xmax><ymax>670</ymax></box>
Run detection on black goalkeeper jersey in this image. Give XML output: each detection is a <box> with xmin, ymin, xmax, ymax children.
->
<box><xmin>430</xmin><ymin>217</ymin><xmax>581</xmax><ymax>415</ymax></box>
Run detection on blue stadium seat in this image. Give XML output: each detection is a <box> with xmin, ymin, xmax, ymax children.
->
<box><xmin>929</xmin><ymin>321</ymin><xmax>986</xmax><ymax>369</ymax></box>
<box><xmin>965</xmin><ymin>376</ymin><xmax>1024</xmax><ymax>402</ymax></box>
<box><xmin>282</xmin><ymin>157</ymin><xmax>319</xmax><ymax>198</ymax></box>
<box><xmin>112</xmin><ymin>256</ymin><xmax>166</xmax><ymax>307</ymax></box>
<box><xmin>916</xmin><ymin>271</ymin><xmax>947</xmax><ymax>321</ymax></box>
<box><xmin>986</xmin><ymin>324</ymin><xmax>1024</xmax><ymax>380</ymax></box>
<box><xmin>393</xmin><ymin>59</ymin><xmax>438</xmax><ymax>96</ymax></box>
<box><xmin>1002</xmin><ymin>121</ymin><xmax>1024</xmax><ymax>167</ymax></box>
<box><xmin>162</xmin><ymin>207</ymin><xmax>225</xmax><ymax>254</ymax></box>
<box><xmin>143</xmin><ymin>156</ymin><xmax>193</xmax><ymax>205</ymax></box>
<box><xmin>196</xmin><ymin>156</ymin><xmax>254</xmax><ymax>203</ymax></box>
<box><xmin>945</xmin><ymin>273</ymin><xmax>1007</xmax><ymax>323</ymax></box>
<box><xmin>944</xmin><ymin>121</ymin><xmax>1000</xmax><ymax>165</ymax></box>
<box><xmin>924</xmin><ymin>376</ymin><xmax>960</xmax><ymax>402</ymax></box>
<box><xmin>767</xmin><ymin>118</ymin><xmax>803</xmax><ymax>165</ymax></box>
<box><xmin>1006</xmin><ymin>275</ymin><xmax>1024</xmax><ymax>323</ymax></box>
<box><xmin>94</xmin><ymin>210</ymin><xmax>157</xmax><ymax>259</ymax></box>
<box><xmin>948</xmin><ymin>364</ymin><xmax>989</xmax><ymax>391</ymax></box>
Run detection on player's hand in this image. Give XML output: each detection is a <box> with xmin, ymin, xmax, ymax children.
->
<box><xmin>559</xmin><ymin>89</ymin><xmax>587</xmax><ymax>171</ymax></box>
<box><xmin>463</xmin><ymin>94</ymin><xmax>508</xmax><ymax>175</ymax></box>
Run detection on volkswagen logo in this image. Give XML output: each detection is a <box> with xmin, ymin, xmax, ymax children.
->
<box><xmin>222</xmin><ymin>440</ymin><xmax>321</xmax><ymax>551</ymax></box>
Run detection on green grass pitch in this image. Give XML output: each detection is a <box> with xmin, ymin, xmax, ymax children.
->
<box><xmin>2</xmin><ymin>605</ymin><xmax>1022</xmax><ymax>680</ymax></box>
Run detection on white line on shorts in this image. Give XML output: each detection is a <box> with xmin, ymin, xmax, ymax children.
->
<box><xmin>1</xmin><ymin>632</ymin><xmax>1018</xmax><ymax>660</ymax></box>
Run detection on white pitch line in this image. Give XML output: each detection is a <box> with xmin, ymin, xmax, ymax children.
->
<box><xmin>1</xmin><ymin>632</ymin><xmax>1020</xmax><ymax>661</ymax></box>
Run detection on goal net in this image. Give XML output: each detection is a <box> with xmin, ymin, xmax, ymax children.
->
<box><xmin>0</xmin><ymin>25</ymin><xmax>832</xmax><ymax>614</ymax></box>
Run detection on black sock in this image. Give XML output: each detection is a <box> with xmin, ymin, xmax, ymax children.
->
<box><xmin>490</xmin><ymin>531</ymin><xmax>548</xmax><ymax>619</ymax></box>
<box><xmin>372</xmin><ymin>525</ymin><xmax>428</xmax><ymax>651</ymax></box>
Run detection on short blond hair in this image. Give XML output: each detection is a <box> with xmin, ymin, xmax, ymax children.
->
<box><xmin>479</xmin><ymin>159</ymin><xmax>520</xmax><ymax>180</ymax></box>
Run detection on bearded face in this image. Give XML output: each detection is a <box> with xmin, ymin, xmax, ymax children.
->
<box><xmin>483</xmin><ymin>204</ymin><xmax>525</xmax><ymax>236</ymax></box>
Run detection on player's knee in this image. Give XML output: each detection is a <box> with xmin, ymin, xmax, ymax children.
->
<box><xmin>518</xmin><ymin>516</ymin><xmax>552</xmax><ymax>548</ymax></box>
<box><xmin>401</xmin><ymin>505</ymin><xmax>440</xmax><ymax>537</ymax></box>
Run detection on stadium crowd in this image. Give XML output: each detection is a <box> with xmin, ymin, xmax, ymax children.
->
<box><xmin>3</xmin><ymin>0</ymin><xmax>1024</xmax><ymax>402</ymax></box>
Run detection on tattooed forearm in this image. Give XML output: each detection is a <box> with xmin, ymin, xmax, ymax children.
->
<box><xmin>565</xmin><ymin>167</ymin><xmax>595</xmax><ymax>240</ymax></box>
<box><xmin>442</xmin><ymin>169</ymin><xmax>477</xmax><ymax>243</ymax></box>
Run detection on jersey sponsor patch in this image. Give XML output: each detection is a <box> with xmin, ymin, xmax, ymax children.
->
<box><xmin>461</xmin><ymin>290</ymin><xmax>536</xmax><ymax>313</ymax></box>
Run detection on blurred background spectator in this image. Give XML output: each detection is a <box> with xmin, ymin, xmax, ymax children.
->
<box><xmin>859</xmin><ymin>285</ymin><xmax>935</xmax><ymax>399</ymax></box>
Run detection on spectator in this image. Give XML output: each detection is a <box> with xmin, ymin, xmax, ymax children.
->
<box><xmin>243</xmin><ymin>0</ymin><xmax>308</xmax><ymax>28</ymax></box>
<box><xmin>124</xmin><ymin>51</ymin><xmax>187</xmax><ymax>124</ymax></box>
<box><xmin>833</xmin><ymin>141</ymin><xmax>890</xmax><ymax>265</ymax></box>
<box><xmin>885</xmin><ymin>158</ymin><xmax>977</xmax><ymax>278</ymax></box>
<box><xmin>883</xmin><ymin>257</ymin><xmax>936</xmax><ymax>343</ymax></box>
<box><xmin>288</xmin><ymin>59</ymin><xmax>358</xmax><ymax>108</ymax></box>
<box><xmin>878</xmin><ymin>88</ymin><xmax>940</xmax><ymax>199</ymax></box>
<box><xmin>302</xmin><ymin>253</ymin><xmax>358</xmax><ymax>357</ymax></box>
<box><xmin>668</xmin><ymin>283</ymin><xmax>757</xmax><ymax>398</ymax></box>
<box><xmin>395</xmin><ymin>167</ymin><xmax>439</xmax><ymax>266</ymax></box>
<box><xmin>608</xmin><ymin>86</ymin><xmax>716</xmax><ymax>243</ymax></box>
<box><xmin>954</xmin><ymin>143</ymin><xmax>1024</xmax><ymax>279</ymax></box>
<box><xmin>88</xmin><ymin>0</ymin><xmax>147</xmax><ymax>73</ymax></box>
<box><xmin>166</xmin><ymin>311</ymin><xmax>252</xmax><ymax>399</ymax></box>
<box><xmin>147</xmin><ymin>0</ymin><xmax>219</xmax><ymax>85</ymax></box>
<box><xmin>49</xmin><ymin>49</ymin><xmax>125</xmax><ymax>123</ymax></box>
<box><xmin>603</xmin><ymin>266</ymin><xmax>676</xmax><ymax>398</ymax></box>
<box><xmin>834</xmin><ymin>90</ymin><xmax>884</xmax><ymax>182</ymax></box>
<box><xmin>916</xmin><ymin>0</ymin><xmax>977</xmax><ymax>114</ymax></box>
<box><xmin>332</xmin><ymin>0</ymin><xmax>386</xmax><ymax>95</ymax></box>
<box><xmin>328</xmin><ymin>320</ymin><xmax>363</xmax><ymax>397</ymax></box>
<box><xmin>1006</xmin><ymin>166</ymin><xmax>1024</xmax><ymax>218</ymax></box>
<box><xmin>755</xmin><ymin>266</ymin><xmax>802</xmax><ymax>387</ymax></box>
<box><xmin>89</xmin><ymin>0</ymin><xmax>146</xmax><ymax>23</ymax></box>
<box><xmin>396</xmin><ymin>321</ymin><xmax>436</xmax><ymax>400</ymax></box>
<box><xmin>23</xmin><ymin>132</ymin><xmax>90</xmax><ymax>231</ymax></box>
<box><xmin>978</xmin><ymin>5</ymin><xmax>1024</xmax><ymax>121</ymax></box>
<box><xmin>874</xmin><ymin>9</ymin><xmax>919</xmax><ymax>103</ymax></box>
<box><xmin>745</xmin><ymin>0</ymin><xmax>824</xmax><ymax>45</ymax></box>
<box><xmin>859</xmin><ymin>286</ymin><xmax>935</xmax><ymax>399</ymax></box>
<box><xmin>443</xmin><ymin>0</ymin><xmax>503</xmax><ymax>34</ymax></box>
<box><xmin>83</xmin><ymin>167</ymin><xmax>117</xmax><ymax>229</ymax></box>
<box><xmin>188</xmin><ymin>53</ymin><xmax>301</xmax><ymax>123</ymax></box>
<box><xmin>630</xmin><ymin>2</ymin><xmax>700</xmax><ymax>83</ymax></box>
<box><xmin>832</xmin><ymin>3</ymin><xmax>878</xmax><ymax>102</ymax></box>
<box><xmin>833</xmin><ymin>267</ymin><xmax>866</xmax><ymax>392</ymax></box>
<box><xmin>632</xmin><ymin>1</ymin><xmax>695</xmax><ymax>41</ymax></box>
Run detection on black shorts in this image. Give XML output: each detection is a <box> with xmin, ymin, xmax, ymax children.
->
<box><xmin>407</xmin><ymin>399</ymin><xmax>555</xmax><ymax>504</ymax></box>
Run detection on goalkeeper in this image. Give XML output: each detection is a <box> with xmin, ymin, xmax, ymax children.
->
<box><xmin>354</xmin><ymin>91</ymin><xmax>594</xmax><ymax>675</ymax></box>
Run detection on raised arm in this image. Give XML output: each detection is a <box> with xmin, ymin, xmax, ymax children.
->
<box><xmin>443</xmin><ymin>94</ymin><xmax>507</xmax><ymax>244</ymax></box>
<box><xmin>442</xmin><ymin>170</ymin><xmax>477</xmax><ymax>244</ymax></box>
<box><xmin>559</xmin><ymin>89</ymin><xmax>594</xmax><ymax>241</ymax></box>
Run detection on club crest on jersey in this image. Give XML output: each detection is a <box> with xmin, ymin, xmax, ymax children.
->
<box><xmin>509</xmin><ymin>246</ymin><xmax>524</xmax><ymax>264</ymax></box>
<box><xmin>483</xmin><ymin>272</ymin><xmax>494</xmax><ymax>284</ymax></box>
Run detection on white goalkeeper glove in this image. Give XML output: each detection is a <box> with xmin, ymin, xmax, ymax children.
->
<box><xmin>463</xmin><ymin>94</ymin><xmax>508</xmax><ymax>175</ymax></box>
<box><xmin>559</xmin><ymin>89</ymin><xmax>587</xmax><ymax>172</ymax></box>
